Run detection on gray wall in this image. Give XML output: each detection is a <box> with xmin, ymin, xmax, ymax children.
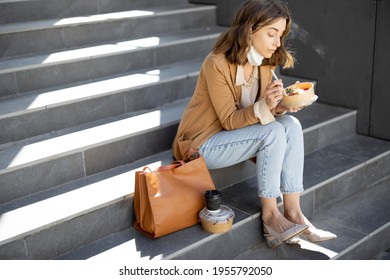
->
<box><xmin>281</xmin><ymin>0</ymin><xmax>380</xmax><ymax>139</ymax></box>
<box><xmin>190</xmin><ymin>0</ymin><xmax>390</xmax><ymax>141</ymax></box>
<box><xmin>370</xmin><ymin>0</ymin><xmax>390</xmax><ymax>140</ymax></box>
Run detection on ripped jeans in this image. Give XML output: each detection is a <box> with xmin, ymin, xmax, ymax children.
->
<box><xmin>198</xmin><ymin>115</ymin><xmax>304</xmax><ymax>198</ymax></box>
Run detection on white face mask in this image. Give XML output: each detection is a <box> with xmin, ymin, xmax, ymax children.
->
<box><xmin>246</xmin><ymin>46</ymin><xmax>264</xmax><ymax>66</ymax></box>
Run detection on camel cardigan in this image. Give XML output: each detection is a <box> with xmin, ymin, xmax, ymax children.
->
<box><xmin>172</xmin><ymin>52</ymin><xmax>277</xmax><ymax>160</ymax></box>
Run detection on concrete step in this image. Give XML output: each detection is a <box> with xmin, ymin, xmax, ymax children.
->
<box><xmin>0</xmin><ymin>103</ymin><xmax>360</xmax><ymax>259</ymax></box>
<box><xmin>0</xmin><ymin>0</ymin><xmax>186</xmax><ymax>24</ymax></box>
<box><xmin>0</xmin><ymin>57</ymin><xmax>203</xmax><ymax>144</ymax></box>
<box><xmin>0</xmin><ymin>98</ymin><xmax>187</xmax><ymax>204</ymax></box>
<box><xmin>0</xmin><ymin>26</ymin><xmax>223</xmax><ymax>97</ymax></box>
<box><xmin>235</xmin><ymin>175</ymin><xmax>390</xmax><ymax>260</ymax></box>
<box><xmin>0</xmin><ymin>4</ymin><xmax>216</xmax><ymax>59</ymax></box>
<box><xmin>53</xmin><ymin>134</ymin><xmax>390</xmax><ymax>260</ymax></box>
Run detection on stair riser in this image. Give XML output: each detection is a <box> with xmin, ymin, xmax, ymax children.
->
<box><xmin>83</xmin><ymin>124</ymin><xmax>178</xmax><ymax>175</ymax></box>
<box><xmin>0</xmin><ymin>0</ymin><xmax>187</xmax><ymax>25</ymax></box>
<box><xmin>0</xmin><ymin>72</ymin><xmax>15</xmax><ymax>98</ymax></box>
<box><xmin>0</xmin><ymin>75</ymin><xmax>198</xmax><ymax>144</ymax></box>
<box><xmin>168</xmin><ymin>216</ymin><xmax>262</xmax><ymax>260</ymax></box>
<box><xmin>211</xmin><ymin>161</ymin><xmax>256</xmax><ymax>191</ymax></box>
<box><xmin>0</xmin><ymin>8</ymin><xmax>216</xmax><ymax>59</ymax></box>
<box><xmin>0</xmin><ymin>197</ymin><xmax>132</xmax><ymax>260</ymax></box>
<box><xmin>0</xmin><ymin>37</ymin><xmax>216</xmax><ymax>97</ymax></box>
<box><xmin>333</xmin><ymin>222</ymin><xmax>390</xmax><ymax>260</ymax></box>
<box><xmin>0</xmin><ymin>123</ymin><xmax>178</xmax><ymax>204</ymax></box>
<box><xmin>303</xmin><ymin>112</ymin><xmax>357</xmax><ymax>155</ymax></box>
<box><xmin>0</xmin><ymin>153</ymin><xmax>85</xmax><ymax>205</ymax></box>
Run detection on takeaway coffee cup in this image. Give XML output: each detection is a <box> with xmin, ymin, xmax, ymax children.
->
<box><xmin>200</xmin><ymin>190</ymin><xmax>235</xmax><ymax>234</ymax></box>
<box><xmin>205</xmin><ymin>190</ymin><xmax>221</xmax><ymax>211</ymax></box>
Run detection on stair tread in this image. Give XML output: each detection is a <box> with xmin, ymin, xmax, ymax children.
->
<box><xmin>0</xmin><ymin>58</ymin><xmax>203</xmax><ymax>118</ymax></box>
<box><xmin>47</xmin><ymin>134</ymin><xmax>389</xmax><ymax>260</ymax></box>
<box><xmin>0</xmin><ymin>4</ymin><xmax>214</xmax><ymax>35</ymax></box>
<box><xmin>0</xmin><ymin>26</ymin><xmax>223</xmax><ymax>73</ymax></box>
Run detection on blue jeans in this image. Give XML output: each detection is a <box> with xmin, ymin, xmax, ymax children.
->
<box><xmin>198</xmin><ymin>115</ymin><xmax>304</xmax><ymax>198</ymax></box>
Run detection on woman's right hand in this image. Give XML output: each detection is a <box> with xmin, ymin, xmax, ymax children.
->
<box><xmin>265</xmin><ymin>79</ymin><xmax>284</xmax><ymax>110</ymax></box>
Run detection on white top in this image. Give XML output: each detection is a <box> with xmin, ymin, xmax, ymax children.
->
<box><xmin>235</xmin><ymin>65</ymin><xmax>276</xmax><ymax>124</ymax></box>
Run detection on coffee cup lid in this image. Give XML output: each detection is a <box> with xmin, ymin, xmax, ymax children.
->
<box><xmin>199</xmin><ymin>205</ymin><xmax>235</xmax><ymax>222</ymax></box>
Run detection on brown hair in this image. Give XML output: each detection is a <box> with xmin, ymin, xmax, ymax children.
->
<box><xmin>213</xmin><ymin>0</ymin><xmax>295</xmax><ymax>68</ymax></box>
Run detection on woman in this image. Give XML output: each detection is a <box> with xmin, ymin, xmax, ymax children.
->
<box><xmin>172</xmin><ymin>0</ymin><xmax>336</xmax><ymax>248</ymax></box>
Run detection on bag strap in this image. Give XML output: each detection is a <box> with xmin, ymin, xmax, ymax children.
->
<box><xmin>183</xmin><ymin>148</ymin><xmax>200</xmax><ymax>162</ymax></box>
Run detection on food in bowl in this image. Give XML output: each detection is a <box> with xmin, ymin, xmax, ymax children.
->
<box><xmin>281</xmin><ymin>81</ymin><xmax>318</xmax><ymax>108</ymax></box>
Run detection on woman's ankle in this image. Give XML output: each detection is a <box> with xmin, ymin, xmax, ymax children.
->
<box><xmin>262</xmin><ymin>212</ymin><xmax>298</xmax><ymax>233</ymax></box>
<box><xmin>284</xmin><ymin>211</ymin><xmax>306</xmax><ymax>225</ymax></box>
<box><xmin>262</xmin><ymin>208</ymin><xmax>287</xmax><ymax>224</ymax></box>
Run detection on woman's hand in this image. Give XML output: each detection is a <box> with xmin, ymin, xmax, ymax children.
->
<box><xmin>276</xmin><ymin>103</ymin><xmax>303</xmax><ymax>113</ymax></box>
<box><xmin>265</xmin><ymin>80</ymin><xmax>284</xmax><ymax>110</ymax></box>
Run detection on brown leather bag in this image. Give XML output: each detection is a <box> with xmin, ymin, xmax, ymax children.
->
<box><xmin>133</xmin><ymin>151</ymin><xmax>216</xmax><ymax>238</ymax></box>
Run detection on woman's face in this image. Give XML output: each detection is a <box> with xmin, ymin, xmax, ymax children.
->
<box><xmin>251</xmin><ymin>17</ymin><xmax>286</xmax><ymax>58</ymax></box>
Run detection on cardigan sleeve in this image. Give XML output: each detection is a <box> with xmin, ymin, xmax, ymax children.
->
<box><xmin>254</xmin><ymin>99</ymin><xmax>275</xmax><ymax>125</ymax></box>
<box><xmin>203</xmin><ymin>57</ymin><xmax>260</xmax><ymax>130</ymax></box>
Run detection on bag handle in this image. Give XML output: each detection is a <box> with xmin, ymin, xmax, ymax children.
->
<box><xmin>142</xmin><ymin>149</ymin><xmax>201</xmax><ymax>172</ymax></box>
<box><xmin>142</xmin><ymin>166</ymin><xmax>153</xmax><ymax>173</ymax></box>
<box><xmin>142</xmin><ymin>163</ymin><xmax>185</xmax><ymax>173</ymax></box>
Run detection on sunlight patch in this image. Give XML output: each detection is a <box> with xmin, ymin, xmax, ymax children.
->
<box><xmin>54</xmin><ymin>10</ymin><xmax>154</xmax><ymax>26</ymax></box>
<box><xmin>7</xmin><ymin>111</ymin><xmax>162</xmax><ymax>168</ymax></box>
<box><xmin>117</xmin><ymin>37</ymin><xmax>160</xmax><ymax>48</ymax></box>
<box><xmin>89</xmin><ymin>239</ymin><xmax>163</xmax><ymax>260</ymax></box>
<box><xmin>27</xmin><ymin>73</ymin><xmax>160</xmax><ymax>109</ymax></box>
<box><xmin>299</xmin><ymin>239</ymin><xmax>338</xmax><ymax>258</ymax></box>
<box><xmin>41</xmin><ymin>44</ymin><xmax>137</xmax><ymax>64</ymax></box>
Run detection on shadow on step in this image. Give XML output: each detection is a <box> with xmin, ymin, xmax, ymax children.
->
<box><xmin>235</xmin><ymin>240</ymin><xmax>336</xmax><ymax>260</ymax></box>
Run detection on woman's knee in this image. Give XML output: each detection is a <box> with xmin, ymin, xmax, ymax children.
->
<box><xmin>277</xmin><ymin>115</ymin><xmax>302</xmax><ymax>130</ymax></box>
<box><xmin>262</xmin><ymin>121</ymin><xmax>286</xmax><ymax>146</ymax></box>
<box><xmin>241</xmin><ymin>122</ymin><xmax>285</xmax><ymax>142</ymax></box>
